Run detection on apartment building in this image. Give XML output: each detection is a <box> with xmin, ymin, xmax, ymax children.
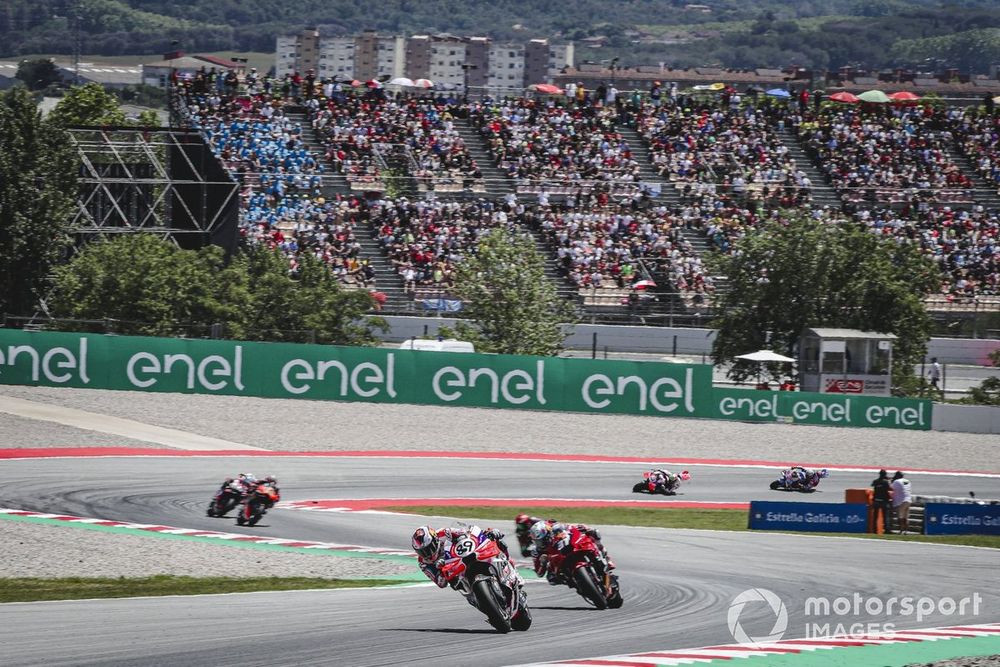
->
<box><xmin>276</xmin><ymin>30</ymin><xmax>572</xmax><ymax>91</ymax></box>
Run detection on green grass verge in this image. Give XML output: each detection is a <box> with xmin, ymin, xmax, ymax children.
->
<box><xmin>385</xmin><ymin>506</ymin><xmax>1000</xmax><ymax>549</ymax></box>
<box><xmin>0</xmin><ymin>575</ymin><xmax>407</xmax><ymax>603</ymax></box>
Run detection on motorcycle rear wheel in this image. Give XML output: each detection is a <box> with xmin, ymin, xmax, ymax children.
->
<box><xmin>472</xmin><ymin>579</ymin><xmax>511</xmax><ymax>633</ymax></box>
<box><xmin>574</xmin><ymin>566</ymin><xmax>608</xmax><ymax>610</ymax></box>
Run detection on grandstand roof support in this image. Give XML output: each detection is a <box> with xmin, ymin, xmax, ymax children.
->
<box><xmin>67</xmin><ymin>127</ymin><xmax>240</xmax><ymax>252</ymax></box>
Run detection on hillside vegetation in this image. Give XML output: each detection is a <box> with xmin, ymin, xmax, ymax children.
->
<box><xmin>2</xmin><ymin>1</ymin><xmax>1000</xmax><ymax>72</ymax></box>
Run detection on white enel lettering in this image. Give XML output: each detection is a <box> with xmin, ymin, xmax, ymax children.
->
<box><xmin>350</xmin><ymin>362</ymin><xmax>383</xmax><ymax>398</ymax></box>
<box><xmin>650</xmin><ymin>376</ymin><xmax>682</xmax><ymax>412</ymax></box>
<box><xmin>616</xmin><ymin>375</ymin><xmax>647</xmax><ymax>411</ymax></box>
<box><xmin>127</xmin><ymin>352</ymin><xmax>161</xmax><ymax>388</ymax></box>
<box><xmin>501</xmin><ymin>369</ymin><xmax>533</xmax><ymax>404</ymax></box>
<box><xmin>163</xmin><ymin>354</ymin><xmax>195</xmax><ymax>389</ymax></box>
<box><xmin>8</xmin><ymin>345</ymin><xmax>40</xmax><ymax>381</ymax></box>
<box><xmin>41</xmin><ymin>347</ymin><xmax>75</xmax><ymax>383</ymax></box>
<box><xmin>433</xmin><ymin>367</ymin><xmax>464</xmax><ymax>401</ymax></box>
<box><xmin>196</xmin><ymin>355</ymin><xmax>231</xmax><ymax>391</ymax></box>
<box><xmin>582</xmin><ymin>374</ymin><xmax>614</xmax><ymax>409</ymax></box>
<box><xmin>469</xmin><ymin>367</ymin><xmax>499</xmax><ymax>403</ymax></box>
<box><xmin>317</xmin><ymin>360</ymin><xmax>349</xmax><ymax>395</ymax></box>
<box><xmin>280</xmin><ymin>359</ymin><xmax>314</xmax><ymax>395</ymax></box>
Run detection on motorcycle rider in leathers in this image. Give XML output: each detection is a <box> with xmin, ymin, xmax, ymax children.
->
<box><xmin>784</xmin><ymin>466</ymin><xmax>828</xmax><ymax>489</ymax></box>
<box><xmin>647</xmin><ymin>469</ymin><xmax>689</xmax><ymax>493</ymax></box>
<box><xmin>412</xmin><ymin>525</ymin><xmax>516</xmax><ymax>599</ymax></box>
<box><xmin>515</xmin><ymin>513</ymin><xmax>557</xmax><ymax>557</ymax></box>
<box><xmin>528</xmin><ymin>521</ymin><xmax>614</xmax><ymax>584</ymax></box>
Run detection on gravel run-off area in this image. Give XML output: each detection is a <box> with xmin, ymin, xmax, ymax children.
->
<box><xmin>1</xmin><ymin>385</ymin><xmax>998</xmax><ymax>472</ymax></box>
<box><xmin>0</xmin><ymin>520</ymin><xmax>412</xmax><ymax>580</ymax></box>
<box><xmin>906</xmin><ymin>657</ymin><xmax>1000</xmax><ymax>667</ymax></box>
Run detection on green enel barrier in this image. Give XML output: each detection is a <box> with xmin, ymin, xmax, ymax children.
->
<box><xmin>0</xmin><ymin>330</ymin><xmax>930</xmax><ymax>430</ymax></box>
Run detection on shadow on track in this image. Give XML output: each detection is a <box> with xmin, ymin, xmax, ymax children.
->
<box><xmin>531</xmin><ymin>605</ymin><xmax>599</xmax><ymax>611</ymax></box>
<box><xmin>384</xmin><ymin>628</ymin><xmax>499</xmax><ymax>635</ymax></box>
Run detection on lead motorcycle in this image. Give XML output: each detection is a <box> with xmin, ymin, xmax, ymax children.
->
<box><xmin>438</xmin><ymin>527</ymin><xmax>532</xmax><ymax>633</ymax></box>
<box><xmin>207</xmin><ymin>479</ymin><xmax>245</xmax><ymax>517</ymax></box>
<box><xmin>546</xmin><ymin>526</ymin><xmax>622</xmax><ymax>610</ymax></box>
<box><xmin>236</xmin><ymin>483</ymin><xmax>280</xmax><ymax>526</ymax></box>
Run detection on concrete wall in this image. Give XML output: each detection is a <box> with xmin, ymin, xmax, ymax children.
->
<box><xmin>383</xmin><ymin>317</ymin><xmax>999</xmax><ymax>364</ymax></box>
<box><xmin>926</xmin><ymin>338</ymin><xmax>1000</xmax><ymax>366</ymax></box>
<box><xmin>932</xmin><ymin>403</ymin><xmax>1000</xmax><ymax>434</ymax></box>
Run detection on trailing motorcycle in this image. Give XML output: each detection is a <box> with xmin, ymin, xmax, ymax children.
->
<box><xmin>236</xmin><ymin>483</ymin><xmax>280</xmax><ymax>526</ymax></box>
<box><xmin>438</xmin><ymin>528</ymin><xmax>532</xmax><ymax>633</ymax></box>
<box><xmin>770</xmin><ymin>467</ymin><xmax>828</xmax><ymax>492</ymax></box>
<box><xmin>546</xmin><ymin>525</ymin><xmax>622</xmax><ymax>610</ymax></box>
<box><xmin>207</xmin><ymin>480</ymin><xmax>245</xmax><ymax>517</ymax></box>
<box><xmin>632</xmin><ymin>469</ymin><xmax>690</xmax><ymax>496</ymax></box>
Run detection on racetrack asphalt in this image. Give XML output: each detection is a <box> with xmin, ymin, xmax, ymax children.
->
<box><xmin>1</xmin><ymin>454</ymin><xmax>998</xmax><ymax>667</ymax></box>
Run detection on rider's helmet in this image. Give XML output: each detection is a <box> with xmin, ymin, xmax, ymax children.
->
<box><xmin>528</xmin><ymin>520</ymin><xmax>552</xmax><ymax>545</ymax></box>
<box><xmin>412</xmin><ymin>526</ymin><xmax>441</xmax><ymax>561</ymax></box>
<box><xmin>680</xmin><ymin>470</ymin><xmax>691</xmax><ymax>481</ymax></box>
<box><xmin>515</xmin><ymin>513</ymin><xmax>533</xmax><ymax>531</ymax></box>
<box><xmin>818</xmin><ymin>469</ymin><xmax>829</xmax><ymax>478</ymax></box>
<box><xmin>263</xmin><ymin>475</ymin><xmax>277</xmax><ymax>484</ymax></box>
<box><xmin>239</xmin><ymin>473</ymin><xmax>256</xmax><ymax>483</ymax></box>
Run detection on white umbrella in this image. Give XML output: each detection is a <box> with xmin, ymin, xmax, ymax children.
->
<box><xmin>413</xmin><ymin>78</ymin><xmax>434</xmax><ymax>89</ymax></box>
<box><xmin>632</xmin><ymin>279</ymin><xmax>657</xmax><ymax>289</ymax></box>
<box><xmin>389</xmin><ymin>77</ymin><xmax>415</xmax><ymax>87</ymax></box>
<box><xmin>735</xmin><ymin>350</ymin><xmax>796</xmax><ymax>363</ymax></box>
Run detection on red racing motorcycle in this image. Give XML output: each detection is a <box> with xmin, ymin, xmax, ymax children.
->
<box><xmin>438</xmin><ymin>528</ymin><xmax>532</xmax><ymax>633</ymax></box>
<box><xmin>547</xmin><ymin>526</ymin><xmax>623</xmax><ymax>610</ymax></box>
<box><xmin>236</xmin><ymin>484</ymin><xmax>280</xmax><ymax>527</ymax></box>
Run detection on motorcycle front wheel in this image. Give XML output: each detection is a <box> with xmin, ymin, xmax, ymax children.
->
<box><xmin>631</xmin><ymin>482</ymin><xmax>646</xmax><ymax>493</ymax></box>
<box><xmin>472</xmin><ymin>579</ymin><xmax>511</xmax><ymax>633</ymax></box>
<box><xmin>574</xmin><ymin>566</ymin><xmax>608</xmax><ymax>610</ymax></box>
<box><xmin>511</xmin><ymin>601</ymin><xmax>532</xmax><ymax>631</ymax></box>
<box><xmin>770</xmin><ymin>480</ymin><xmax>782</xmax><ymax>490</ymax></box>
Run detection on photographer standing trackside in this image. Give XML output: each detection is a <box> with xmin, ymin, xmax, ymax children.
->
<box><xmin>872</xmin><ymin>469</ymin><xmax>893</xmax><ymax>534</ymax></box>
<box><xmin>892</xmin><ymin>471</ymin><xmax>912</xmax><ymax>535</ymax></box>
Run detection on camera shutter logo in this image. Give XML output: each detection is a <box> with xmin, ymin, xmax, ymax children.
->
<box><xmin>727</xmin><ymin>588</ymin><xmax>788</xmax><ymax>647</ymax></box>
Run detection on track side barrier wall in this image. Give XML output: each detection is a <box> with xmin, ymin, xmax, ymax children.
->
<box><xmin>0</xmin><ymin>331</ymin><xmax>930</xmax><ymax>430</ymax></box>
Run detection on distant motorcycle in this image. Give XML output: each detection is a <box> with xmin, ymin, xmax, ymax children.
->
<box><xmin>438</xmin><ymin>528</ymin><xmax>532</xmax><ymax>633</ymax></box>
<box><xmin>236</xmin><ymin>484</ymin><xmax>280</xmax><ymax>526</ymax></box>
<box><xmin>207</xmin><ymin>480</ymin><xmax>245</xmax><ymax>517</ymax></box>
<box><xmin>770</xmin><ymin>467</ymin><xmax>828</xmax><ymax>493</ymax></box>
<box><xmin>632</xmin><ymin>469</ymin><xmax>690</xmax><ymax>496</ymax></box>
<box><xmin>545</xmin><ymin>525</ymin><xmax>622</xmax><ymax>610</ymax></box>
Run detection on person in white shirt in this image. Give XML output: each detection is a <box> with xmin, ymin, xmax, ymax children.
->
<box><xmin>891</xmin><ymin>471</ymin><xmax>913</xmax><ymax>534</ymax></box>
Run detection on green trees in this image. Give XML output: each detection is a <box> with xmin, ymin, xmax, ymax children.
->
<box><xmin>709</xmin><ymin>212</ymin><xmax>937</xmax><ymax>392</ymax></box>
<box><xmin>49</xmin><ymin>235</ymin><xmax>386</xmax><ymax>345</ymax></box>
<box><xmin>48</xmin><ymin>83</ymin><xmax>128</xmax><ymax>128</ymax></box>
<box><xmin>0</xmin><ymin>87</ymin><xmax>77</xmax><ymax>316</ymax></box>
<box><xmin>15</xmin><ymin>58</ymin><xmax>61</xmax><ymax>91</ymax></box>
<box><xmin>442</xmin><ymin>227</ymin><xmax>573</xmax><ymax>356</ymax></box>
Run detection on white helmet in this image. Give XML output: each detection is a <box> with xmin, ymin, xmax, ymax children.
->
<box><xmin>411</xmin><ymin>526</ymin><xmax>440</xmax><ymax>560</ymax></box>
<box><xmin>528</xmin><ymin>520</ymin><xmax>551</xmax><ymax>544</ymax></box>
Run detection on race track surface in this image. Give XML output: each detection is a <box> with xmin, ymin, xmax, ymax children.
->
<box><xmin>1</xmin><ymin>454</ymin><xmax>998</xmax><ymax>666</ymax></box>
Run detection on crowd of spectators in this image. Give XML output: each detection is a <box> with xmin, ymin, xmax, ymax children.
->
<box><xmin>178</xmin><ymin>70</ymin><xmax>375</xmax><ymax>287</ymax></box>
<box><xmin>796</xmin><ymin>105</ymin><xmax>973</xmax><ymax>205</ymax></box>
<box><xmin>175</xmin><ymin>67</ymin><xmax>1000</xmax><ymax>304</ymax></box>
<box><xmin>371</xmin><ymin>197</ymin><xmax>521</xmax><ymax>292</ymax></box>
<box><xmin>470</xmin><ymin>98</ymin><xmax>645</xmax><ymax>197</ymax></box>
<box><xmin>952</xmin><ymin>109</ymin><xmax>1000</xmax><ymax>194</ymax></box>
<box><xmin>310</xmin><ymin>93</ymin><xmax>483</xmax><ymax>193</ymax></box>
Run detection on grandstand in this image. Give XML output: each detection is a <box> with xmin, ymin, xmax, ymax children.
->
<box><xmin>171</xmin><ymin>69</ymin><xmax>1000</xmax><ymax>324</ymax></box>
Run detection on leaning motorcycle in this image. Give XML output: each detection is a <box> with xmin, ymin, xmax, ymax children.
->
<box><xmin>632</xmin><ymin>470</ymin><xmax>690</xmax><ymax>495</ymax></box>
<box><xmin>207</xmin><ymin>481</ymin><xmax>244</xmax><ymax>517</ymax></box>
<box><xmin>438</xmin><ymin>529</ymin><xmax>532</xmax><ymax>633</ymax></box>
<box><xmin>236</xmin><ymin>484</ymin><xmax>280</xmax><ymax>526</ymax></box>
<box><xmin>770</xmin><ymin>468</ymin><xmax>826</xmax><ymax>493</ymax></box>
<box><xmin>547</xmin><ymin>526</ymin><xmax>622</xmax><ymax>610</ymax></box>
